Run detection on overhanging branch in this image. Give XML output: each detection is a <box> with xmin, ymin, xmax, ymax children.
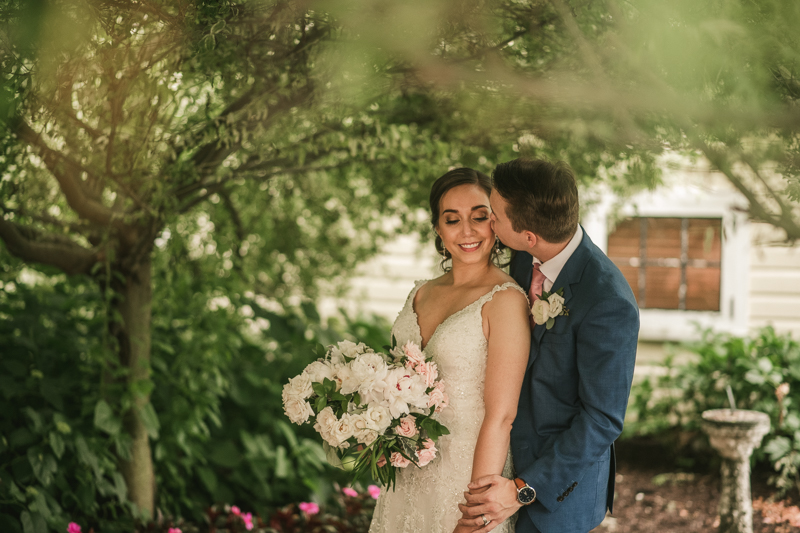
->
<box><xmin>16</xmin><ymin>121</ymin><xmax>136</xmax><ymax>240</ymax></box>
<box><xmin>0</xmin><ymin>218</ymin><xmax>100</xmax><ymax>275</ymax></box>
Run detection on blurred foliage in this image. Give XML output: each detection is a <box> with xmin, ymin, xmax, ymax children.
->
<box><xmin>0</xmin><ymin>247</ymin><xmax>392</xmax><ymax>531</ymax></box>
<box><xmin>626</xmin><ymin>326</ymin><xmax>800</xmax><ymax>495</ymax></box>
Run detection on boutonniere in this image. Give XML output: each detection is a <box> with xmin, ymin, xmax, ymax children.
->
<box><xmin>531</xmin><ymin>288</ymin><xmax>569</xmax><ymax>330</ymax></box>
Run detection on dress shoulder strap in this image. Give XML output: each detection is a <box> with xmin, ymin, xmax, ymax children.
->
<box><xmin>478</xmin><ymin>281</ymin><xmax>530</xmax><ymax>307</ymax></box>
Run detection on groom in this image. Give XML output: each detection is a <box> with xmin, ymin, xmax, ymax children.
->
<box><xmin>459</xmin><ymin>158</ymin><xmax>639</xmax><ymax>533</ymax></box>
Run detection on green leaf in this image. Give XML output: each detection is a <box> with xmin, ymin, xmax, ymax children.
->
<box><xmin>546</xmin><ymin>317</ymin><xmax>555</xmax><ymax>330</ymax></box>
<box><xmin>743</xmin><ymin>369</ymin><xmax>765</xmax><ymax>385</ymax></box>
<box><xmin>138</xmin><ymin>402</ymin><xmax>160</xmax><ymax>439</ymax></box>
<box><xmin>22</xmin><ymin>408</ymin><xmax>42</xmax><ymax>434</ymax></box>
<box><xmin>764</xmin><ymin>436</ymin><xmax>792</xmax><ymax>461</ymax></box>
<box><xmin>93</xmin><ymin>400</ymin><xmax>121</xmax><ymax>436</ymax></box>
<box><xmin>275</xmin><ymin>445</ymin><xmax>289</xmax><ymax>478</ymax></box>
<box><xmin>112</xmin><ymin>472</ymin><xmax>128</xmax><ymax>503</ymax></box>
<box><xmin>48</xmin><ymin>432</ymin><xmax>64</xmax><ymax>459</ymax></box>
<box><xmin>20</xmin><ymin>512</ymin><xmax>45</xmax><ymax>533</ymax></box>
<box><xmin>197</xmin><ymin>466</ymin><xmax>218</xmax><ymax>493</ymax></box>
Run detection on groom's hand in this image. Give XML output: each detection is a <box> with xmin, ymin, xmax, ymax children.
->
<box><xmin>457</xmin><ymin>475</ymin><xmax>522</xmax><ymax>533</ymax></box>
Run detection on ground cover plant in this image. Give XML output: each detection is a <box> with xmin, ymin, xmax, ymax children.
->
<box><xmin>626</xmin><ymin>326</ymin><xmax>800</xmax><ymax>494</ymax></box>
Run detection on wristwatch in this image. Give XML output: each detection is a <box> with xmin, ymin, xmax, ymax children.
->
<box><xmin>514</xmin><ymin>477</ymin><xmax>536</xmax><ymax>505</ymax></box>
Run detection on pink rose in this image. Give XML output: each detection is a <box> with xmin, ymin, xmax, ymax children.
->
<box><xmin>403</xmin><ymin>341</ymin><xmax>425</xmax><ymax>368</ymax></box>
<box><xmin>299</xmin><ymin>502</ymin><xmax>320</xmax><ymax>516</ymax></box>
<box><xmin>423</xmin><ymin>438</ymin><xmax>436</xmax><ymax>449</ymax></box>
<box><xmin>342</xmin><ymin>487</ymin><xmax>358</xmax><ymax>497</ymax></box>
<box><xmin>430</xmin><ymin>381</ymin><xmax>449</xmax><ymax>413</ymax></box>
<box><xmin>242</xmin><ymin>512</ymin><xmax>254</xmax><ymax>531</ymax></box>
<box><xmin>393</xmin><ymin>415</ymin><xmax>418</xmax><ymax>437</ymax></box>
<box><xmin>231</xmin><ymin>505</ymin><xmax>241</xmax><ymax>516</ymax></box>
<box><xmin>368</xmin><ymin>484</ymin><xmax>381</xmax><ymax>499</ymax></box>
<box><xmin>415</xmin><ymin>361</ymin><xmax>438</xmax><ymax>387</ymax></box>
<box><xmin>377</xmin><ymin>454</ymin><xmax>387</xmax><ymax>467</ymax></box>
<box><xmin>416</xmin><ymin>446</ymin><xmax>437</xmax><ymax>466</ymax></box>
<box><xmin>390</xmin><ymin>452</ymin><xmax>411</xmax><ymax>468</ymax></box>
<box><xmin>67</xmin><ymin>524</ymin><xmax>82</xmax><ymax>533</ymax></box>
<box><xmin>168</xmin><ymin>529</ymin><xmax>182</xmax><ymax>533</ymax></box>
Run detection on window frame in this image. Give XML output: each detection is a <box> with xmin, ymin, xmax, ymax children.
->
<box><xmin>582</xmin><ymin>184</ymin><xmax>750</xmax><ymax>342</ymax></box>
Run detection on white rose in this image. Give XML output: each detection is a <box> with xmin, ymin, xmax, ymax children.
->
<box><xmin>329</xmin><ymin>413</ymin><xmax>355</xmax><ymax>447</ymax></box>
<box><xmin>531</xmin><ymin>299</ymin><xmax>551</xmax><ymax>325</ymax></box>
<box><xmin>547</xmin><ymin>293</ymin><xmax>564</xmax><ymax>318</ymax></box>
<box><xmin>350</xmin><ymin>354</ymin><xmax>389</xmax><ymax>400</ymax></box>
<box><xmin>328</xmin><ymin>345</ymin><xmax>344</xmax><ymax>365</ymax></box>
<box><xmin>286</xmin><ymin>373</ymin><xmax>314</xmax><ymax>400</ymax></box>
<box><xmin>398</xmin><ymin>373</ymin><xmax>429</xmax><ymax>409</ymax></box>
<box><xmin>364</xmin><ymin>405</ymin><xmax>392</xmax><ymax>433</ymax></box>
<box><xmin>284</xmin><ymin>398</ymin><xmax>315</xmax><ymax>425</ymax></box>
<box><xmin>337</xmin><ymin>364</ymin><xmax>361</xmax><ymax>395</ymax></box>
<box><xmin>304</xmin><ymin>361</ymin><xmax>335</xmax><ymax>384</ymax></box>
<box><xmin>337</xmin><ymin>340</ymin><xmax>365</xmax><ymax>360</ymax></box>
<box><xmin>351</xmin><ymin>413</ymin><xmax>379</xmax><ymax>445</ymax></box>
<box><xmin>314</xmin><ymin>406</ymin><xmax>339</xmax><ymax>444</ymax></box>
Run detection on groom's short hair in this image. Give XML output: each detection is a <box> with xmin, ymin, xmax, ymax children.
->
<box><xmin>492</xmin><ymin>158</ymin><xmax>579</xmax><ymax>243</ymax></box>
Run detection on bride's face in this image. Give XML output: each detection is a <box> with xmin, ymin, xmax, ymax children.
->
<box><xmin>436</xmin><ymin>184</ymin><xmax>494</xmax><ymax>266</ymax></box>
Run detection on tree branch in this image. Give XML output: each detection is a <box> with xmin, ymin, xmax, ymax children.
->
<box><xmin>16</xmin><ymin>121</ymin><xmax>134</xmax><ymax>236</ymax></box>
<box><xmin>699</xmin><ymin>141</ymin><xmax>800</xmax><ymax>241</ymax></box>
<box><xmin>0</xmin><ymin>218</ymin><xmax>100</xmax><ymax>275</ymax></box>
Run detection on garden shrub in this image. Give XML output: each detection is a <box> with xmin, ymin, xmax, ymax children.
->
<box><xmin>626</xmin><ymin>326</ymin><xmax>800</xmax><ymax>494</ymax></box>
<box><xmin>0</xmin><ymin>258</ymin><xmax>392</xmax><ymax>532</ymax></box>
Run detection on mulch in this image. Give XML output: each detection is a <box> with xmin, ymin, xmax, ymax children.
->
<box><xmin>589</xmin><ymin>438</ymin><xmax>800</xmax><ymax>533</ymax></box>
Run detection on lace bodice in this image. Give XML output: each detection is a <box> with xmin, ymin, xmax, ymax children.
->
<box><xmin>369</xmin><ymin>280</ymin><xmax>526</xmax><ymax>533</ymax></box>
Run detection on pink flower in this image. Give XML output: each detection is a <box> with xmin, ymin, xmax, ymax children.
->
<box><xmin>168</xmin><ymin>529</ymin><xmax>182</xmax><ymax>533</ymax></box>
<box><xmin>67</xmin><ymin>524</ymin><xmax>82</xmax><ymax>533</ymax></box>
<box><xmin>368</xmin><ymin>485</ymin><xmax>381</xmax><ymax>499</ymax></box>
<box><xmin>342</xmin><ymin>487</ymin><xmax>358</xmax><ymax>498</ymax></box>
<box><xmin>231</xmin><ymin>505</ymin><xmax>241</xmax><ymax>516</ymax></box>
<box><xmin>415</xmin><ymin>361</ymin><xmax>438</xmax><ymax>387</ymax></box>
<box><xmin>393</xmin><ymin>415</ymin><xmax>418</xmax><ymax>437</ymax></box>
<box><xmin>429</xmin><ymin>381</ymin><xmax>449</xmax><ymax>413</ymax></box>
<box><xmin>242</xmin><ymin>512</ymin><xmax>254</xmax><ymax>531</ymax></box>
<box><xmin>390</xmin><ymin>452</ymin><xmax>411</xmax><ymax>468</ymax></box>
<box><xmin>403</xmin><ymin>341</ymin><xmax>425</xmax><ymax>368</ymax></box>
<box><xmin>377</xmin><ymin>454</ymin><xmax>387</xmax><ymax>467</ymax></box>
<box><xmin>416</xmin><ymin>439</ymin><xmax>438</xmax><ymax>466</ymax></box>
<box><xmin>298</xmin><ymin>502</ymin><xmax>320</xmax><ymax>516</ymax></box>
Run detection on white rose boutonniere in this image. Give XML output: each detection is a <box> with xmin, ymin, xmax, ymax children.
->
<box><xmin>532</xmin><ymin>288</ymin><xmax>569</xmax><ymax>330</ymax></box>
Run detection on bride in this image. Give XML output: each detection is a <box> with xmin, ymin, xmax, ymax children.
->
<box><xmin>368</xmin><ymin>168</ymin><xmax>531</xmax><ymax>533</ymax></box>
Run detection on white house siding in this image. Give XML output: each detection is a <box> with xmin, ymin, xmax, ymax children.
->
<box><xmin>319</xmin><ymin>234</ymin><xmax>440</xmax><ymax>323</ymax></box>
<box><xmin>749</xmin><ymin>223</ymin><xmax>800</xmax><ymax>336</ymax></box>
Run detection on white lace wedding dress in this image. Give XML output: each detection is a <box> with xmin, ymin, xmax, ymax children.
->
<box><xmin>369</xmin><ymin>280</ymin><xmax>524</xmax><ymax>533</ymax></box>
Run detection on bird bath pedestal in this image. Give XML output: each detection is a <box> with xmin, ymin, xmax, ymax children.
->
<box><xmin>701</xmin><ymin>409</ymin><xmax>771</xmax><ymax>533</ymax></box>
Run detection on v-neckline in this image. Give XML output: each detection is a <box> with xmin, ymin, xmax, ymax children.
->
<box><xmin>410</xmin><ymin>281</ymin><xmax>512</xmax><ymax>350</ymax></box>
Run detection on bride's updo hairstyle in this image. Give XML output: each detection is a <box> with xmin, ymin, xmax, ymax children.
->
<box><xmin>429</xmin><ymin>167</ymin><xmax>504</xmax><ymax>271</ymax></box>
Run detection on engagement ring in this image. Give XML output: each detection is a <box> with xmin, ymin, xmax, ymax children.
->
<box><xmin>481</xmin><ymin>515</ymin><xmax>490</xmax><ymax>526</ymax></box>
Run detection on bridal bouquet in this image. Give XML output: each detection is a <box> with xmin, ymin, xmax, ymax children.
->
<box><xmin>282</xmin><ymin>339</ymin><xmax>450</xmax><ymax>488</ymax></box>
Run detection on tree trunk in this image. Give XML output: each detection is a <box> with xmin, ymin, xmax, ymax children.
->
<box><xmin>113</xmin><ymin>256</ymin><xmax>155</xmax><ymax>518</ymax></box>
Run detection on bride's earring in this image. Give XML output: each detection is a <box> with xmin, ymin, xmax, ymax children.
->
<box><xmin>494</xmin><ymin>238</ymin><xmax>500</xmax><ymax>254</ymax></box>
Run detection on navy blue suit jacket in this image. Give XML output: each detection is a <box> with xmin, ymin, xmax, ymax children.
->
<box><xmin>510</xmin><ymin>229</ymin><xmax>639</xmax><ymax>533</ymax></box>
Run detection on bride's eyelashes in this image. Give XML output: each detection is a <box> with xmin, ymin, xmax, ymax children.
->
<box><xmin>444</xmin><ymin>216</ymin><xmax>490</xmax><ymax>225</ymax></box>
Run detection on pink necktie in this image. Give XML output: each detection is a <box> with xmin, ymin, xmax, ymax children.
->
<box><xmin>529</xmin><ymin>262</ymin><xmax>546</xmax><ymax>326</ymax></box>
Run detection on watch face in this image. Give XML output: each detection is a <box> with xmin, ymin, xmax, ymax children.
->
<box><xmin>518</xmin><ymin>486</ymin><xmax>536</xmax><ymax>504</ymax></box>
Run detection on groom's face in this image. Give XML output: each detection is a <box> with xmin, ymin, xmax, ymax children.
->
<box><xmin>489</xmin><ymin>190</ymin><xmax>527</xmax><ymax>251</ymax></box>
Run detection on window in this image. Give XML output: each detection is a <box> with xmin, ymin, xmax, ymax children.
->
<box><xmin>581</xmin><ymin>180</ymin><xmax>750</xmax><ymax>341</ymax></box>
<box><xmin>607</xmin><ymin>217</ymin><xmax>722</xmax><ymax>312</ymax></box>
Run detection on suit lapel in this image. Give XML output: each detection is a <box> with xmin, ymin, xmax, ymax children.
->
<box><xmin>529</xmin><ymin>228</ymin><xmax>593</xmax><ymax>359</ymax></box>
